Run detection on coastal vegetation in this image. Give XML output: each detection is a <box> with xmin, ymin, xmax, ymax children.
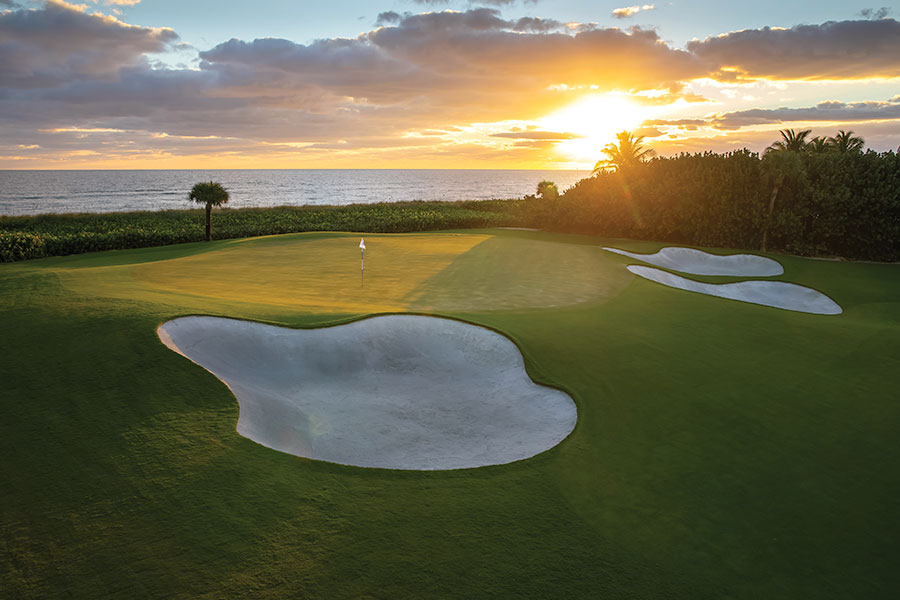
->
<box><xmin>526</xmin><ymin>129</ymin><xmax>900</xmax><ymax>261</ymax></box>
<box><xmin>2</xmin><ymin>130</ymin><xmax>898</xmax><ymax>264</ymax></box>
<box><xmin>536</xmin><ymin>180</ymin><xmax>559</xmax><ymax>200</ymax></box>
<box><xmin>0</xmin><ymin>200</ymin><xmax>519</xmax><ymax>262</ymax></box>
<box><xmin>188</xmin><ymin>181</ymin><xmax>230</xmax><ymax>242</ymax></box>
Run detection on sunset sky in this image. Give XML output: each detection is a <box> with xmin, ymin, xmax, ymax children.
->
<box><xmin>1</xmin><ymin>0</ymin><xmax>899</xmax><ymax>169</ymax></box>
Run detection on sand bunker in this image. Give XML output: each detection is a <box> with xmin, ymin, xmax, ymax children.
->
<box><xmin>157</xmin><ymin>315</ymin><xmax>576</xmax><ymax>470</ymax></box>
<box><xmin>604</xmin><ymin>246</ymin><xmax>784</xmax><ymax>276</ymax></box>
<box><xmin>627</xmin><ymin>265</ymin><xmax>842</xmax><ymax>315</ymax></box>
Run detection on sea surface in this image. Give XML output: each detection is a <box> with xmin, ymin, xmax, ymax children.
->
<box><xmin>0</xmin><ymin>169</ymin><xmax>590</xmax><ymax>216</ymax></box>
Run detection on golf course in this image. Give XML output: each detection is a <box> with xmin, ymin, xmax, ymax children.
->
<box><xmin>2</xmin><ymin>228</ymin><xmax>899</xmax><ymax>598</ymax></box>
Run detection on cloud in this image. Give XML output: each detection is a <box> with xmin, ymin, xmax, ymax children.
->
<box><xmin>412</xmin><ymin>0</ymin><xmax>538</xmax><ymax>5</ymax></box>
<box><xmin>632</xmin><ymin>126</ymin><xmax>663</xmax><ymax>137</ymax></box>
<box><xmin>511</xmin><ymin>16</ymin><xmax>562</xmax><ymax>33</ymax></box>
<box><xmin>374</xmin><ymin>11</ymin><xmax>402</xmax><ymax>27</ymax></box>
<box><xmin>645</xmin><ymin>98</ymin><xmax>900</xmax><ymax>133</ymax></box>
<box><xmin>612</xmin><ymin>5</ymin><xmax>655</xmax><ymax>19</ymax></box>
<box><xmin>490</xmin><ymin>130</ymin><xmax>580</xmax><ymax>139</ymax></box>
<box><xmin>710</xmin><ymin>98</ymin><xmax>900</xmax><ymax>129</ymax></box>
<box><xmin>4</xmin><ymin>3</ymin><xmax>900</xmax><ymax>167</ymax></box>
<box><xmin>641</xmin><ymin>118</ymin><xmax>706</xmax><ymax>132</ymax></box>
<box><xmin>858</xmin><ymin>7</ymin><xmax>891</xmax><ymax>19</ymax></box>
<box><xmin>0</xmin><ymin>0</ymin><xmax>177</xmax><ymax>88</ymax></box>
<box><xmin>689</xmin><ymin>19</ymin><xmax>900</xmax><ymax>81</ymax></box>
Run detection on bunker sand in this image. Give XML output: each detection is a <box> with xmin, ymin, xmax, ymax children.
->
<box><xmin>158</xmin><ymin>315</ymin><xmax>577</xmax><ymax>470</ymax></box>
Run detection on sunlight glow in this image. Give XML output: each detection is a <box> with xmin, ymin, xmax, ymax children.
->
<box><xmin>540</xmin><ymin>93</ymin><xmax>656</xmax><ymax>165</ymax></box>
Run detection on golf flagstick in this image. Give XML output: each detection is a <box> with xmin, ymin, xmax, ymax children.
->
<box><xmin>359</xmin><ymin>237</ymin><xmax>366</xmax><ymax>287</ymax></box>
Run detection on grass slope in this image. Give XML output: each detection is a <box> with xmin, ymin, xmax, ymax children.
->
<box><xmin>2</xmin><ymin>230</ymin><xmax>899</xmax><ymax>599</ymax></box>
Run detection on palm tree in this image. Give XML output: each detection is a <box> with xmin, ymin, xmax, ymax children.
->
<box><xmin>827</xmin><ymin>130</ymin><xmax>864</xmax><ymax>154</ymax></box>
<box><xmin>760</xmin><ymin>150</ymin><xmax>803</xmax><ymax>251</ymax></box>
<box><xmin>536</xmin><ymin>180</ymin><xmax>559</xmax><ymax>200</ymax></box>
<box><xmin>593</xmin><ymin>130</ymin><xmax>656</xmax><ymax>174</ymax></box>
<box><xmin>765</xmin><ymin>129</ymin><xmax>812</xmax><ymax>154</ymax></box>
<box><xmin>189</xmin><ymin>181</ymin><xmax>229</xmax><ymax>241</ymax></box>
<box><xmin>807</xmin><ymin>136</ymin><xmax>830</xmax><ymax>154</ymax></box>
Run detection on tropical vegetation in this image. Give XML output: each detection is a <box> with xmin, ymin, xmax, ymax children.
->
<box><xmin>3</xmin><ymin>128</ymin><xmax>898</xmax><ymax>264</ymax></box>
<box><xmin>593</xmin><ymin>130</ymin><xmax>656</xmax><ymax>173</ymax></box>
<box><xmin>536</xmin><ymin>180</ymin><xmax>559</xmax><ymax>200</ymax></box>
<box><xmin>528</xmin><ymin>129</ymin><xmax>900</xmax><ymax>261</ymax></box>
<box><xmin>0</xmin><ymin>200</ymin><xmax>520</xmax><ymax>262</ymax></box>
<box><xmin>189</xmin><ymin>181</ymin><xmax>230</xmax><ymax>241</ymax></box>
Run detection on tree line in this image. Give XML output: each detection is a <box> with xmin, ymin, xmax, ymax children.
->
<box><xmin>531</xmin><ymin>129</ymin><xmax>900</xmax><ymax>261</ymax></box>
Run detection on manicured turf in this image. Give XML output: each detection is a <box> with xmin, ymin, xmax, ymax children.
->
<box><xmin>2</xmin><ymin>229</ymin><xmax>899</xmax><ymax>598</ymax></box>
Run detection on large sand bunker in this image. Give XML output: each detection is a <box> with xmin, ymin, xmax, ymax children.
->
<box><xmin>157</xmin><ymin>315</ymin><xmax>577</xmax><ymax>470</ymax></box>
<box><xmin>604</xmin><ymin>246</ymin><xmax>784</xmax><ymax>276</ymax></box>
<box><xmin>627</xmin><ymin>265</ymin><xmax>842</xmax><ymax>315</ymax></box>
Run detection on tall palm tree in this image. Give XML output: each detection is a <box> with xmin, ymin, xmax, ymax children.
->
<box><xmin>760</xmin><ymin>150</ymin><xmax>803</xmax><ymax>251</ymax></box>
<box><xmin>593</xmin><ymin>130</ymin><xmax>656</xmax><ymax>174</ymax></box>
<box><xmin>189</xmin><ymin>181</ymin><xmax>229</xmax><ymax>241</ymax></box>
<box><xmin>827</xmin><ymin>130</ymin><xmax>864</xmax><ymax>154</ymax></box>
<box><xmin>765</xmin><ymin>129</ymin><xmax>812</xmax><ymax>154</ymax></box>
<box><xmin>807</xmin><ymin>136</ymin><xmax>830</xmax><ymax>154</ymax></box>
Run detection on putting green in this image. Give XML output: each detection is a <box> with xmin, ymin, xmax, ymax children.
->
<box><xmin>2</xmin><ymin>229</ymin><xmax>900</xmax><ymax>599</ymax></box>
<box><xmin>53</xmin><ymin>231</ymin><xmax>633</xmax><ymax>313</ymax></box>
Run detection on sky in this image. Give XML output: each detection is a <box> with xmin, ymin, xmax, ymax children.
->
<box><xmin>1</xmin><ymin>0</ymin><xmax>899</xmax><ymax>169</ymax></box>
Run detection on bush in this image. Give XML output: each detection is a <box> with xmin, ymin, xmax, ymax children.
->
<box><xmin>0</xmin><ymin>200</ymin><xmax>524</xmax><ymax>262</ymax></box>
<box><xmin>537</xmin><ymin>149</ymin><xmax>900</xmax><ymax>261</ymax></box>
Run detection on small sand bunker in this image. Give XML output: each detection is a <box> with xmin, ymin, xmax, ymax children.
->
<box><xmin>158</xmin><ymin>315</ymin><xmax>576</xmax><ymax>470</ymax></box>
<box><xmin>627</xmin><ymin>266</ymin><xmax>842</xmax><ymax>315</ymax></box>
<box><xmin>604</xmin><ymin>246</ymin><xmax>784</xmax><ymax>276</ymax></box>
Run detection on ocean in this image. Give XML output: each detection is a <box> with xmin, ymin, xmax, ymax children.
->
<box><xmin>0</xmin><ymin>169</ymin><xmax>591</xmax><ymax>217</ymax></box>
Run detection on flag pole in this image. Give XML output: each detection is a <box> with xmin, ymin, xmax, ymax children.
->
<box><xmin>359</xmin><ymin>238</ymin><xmax>366</xmax><ymax>287</ymax></box>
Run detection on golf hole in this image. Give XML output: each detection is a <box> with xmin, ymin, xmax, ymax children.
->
<box><xmin>158</xmin><ymin>315</ymin><xmax>577</xmax><ymax>470</ymax></box>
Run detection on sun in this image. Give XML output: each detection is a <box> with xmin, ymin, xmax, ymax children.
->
<box><xmin>540</xmin><ymin>93</ymin><xmax>653</xmax><ymax>166</ymax></box>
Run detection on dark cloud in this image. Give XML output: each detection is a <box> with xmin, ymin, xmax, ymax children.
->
<box><xmin>710</xmin><ymin>98</ymin><xmax>900</xmax><ymax>129</ymax></box>
<box><xmin>689</xmin><ymin>19</ymin><xmax>900</xmax><ymax>81</ymax></box>
<box><xmin>490</xmin><ymin>130</ymin><xmax>580</xmax><ymax>140</ymax></box>
<box><xmin>644</xmin><ymin>99</ymin><xmax>900</xmax><ymax>133</ymax></box>
<box><xmin>0</xmin><ymin>0</ymin><xmax>177</xmax><ymax>88</ymax></box>
<box><xmin>511</xmin><ymin>17</ymin><xmax>562</xmax><ymax>33</ymax></box>
<box><xmin>364</xmin><ymin>11</ymin><xmax>703</xmax><ymax>93</ymax></box>
<box><xmin>375</xmin><ymin>11</ymin><xmax>403</xmax><ymax>27</ymax></box>
<box><xmin>859</xmin><ymin>7</ymin><xmax>891</xmax><ymax>19</ymax></box>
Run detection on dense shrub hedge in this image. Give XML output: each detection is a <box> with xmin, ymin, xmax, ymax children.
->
<box><xmin>530</xmin><ymin>149</ymin><xmax>900</xmax><ymax>261</ymax></box>
<box><xmin>0</xmin><ymin>200</ymin><xmax>524</xmax><ymax>262</ymax></box>
<box><xmin>4</xmin><ymin>151</ymin><xmax>898</xmax><ymax>263</ymax></box>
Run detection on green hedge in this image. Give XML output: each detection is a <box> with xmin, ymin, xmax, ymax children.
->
<box><xmin>535</xmin><ymin>149</ymin><xmax>900</xmax><ymax>261</ymax></box>
<box><xmin>0</xmin><ymin>200</ymin><xmax>525</xmax><ymax>262</ymax></box>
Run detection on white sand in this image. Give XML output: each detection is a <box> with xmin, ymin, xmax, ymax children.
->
<box><xmin>627</xmin><ymin>265</ymin><xmax>842</xmax><ymax>315</ymax></box>
<box><xmin>157</xmin><ymin>315</ymin><xmax>577</xmax><ymax>470</ymax></box>
<box><xmin>604</xmin><ymin>246</ymin><xmax>783</xmax><ymax>276</ymax></box>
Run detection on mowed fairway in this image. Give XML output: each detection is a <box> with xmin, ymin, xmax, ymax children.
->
<box><xmin>2</xmin><ymin>229</ymin><xmax>900</xmax><ymax>598</ymax></box>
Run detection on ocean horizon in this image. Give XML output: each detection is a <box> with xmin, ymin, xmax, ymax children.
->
<box><xmin>0</xmin><ymin>169</ymin><xmax>591</xmax><ymax>217</ymax></box>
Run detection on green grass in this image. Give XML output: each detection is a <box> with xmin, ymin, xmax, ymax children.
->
<box><xmin>2</xmin><ymin>230</ymin><xmax>899</xmax><ymax>598</ymax></box>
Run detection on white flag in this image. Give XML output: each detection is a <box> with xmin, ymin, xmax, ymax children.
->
<box><xmin>359</xmin><ymin>238</ymin><xmax>366</xmax><ymax>250</ymax></box>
